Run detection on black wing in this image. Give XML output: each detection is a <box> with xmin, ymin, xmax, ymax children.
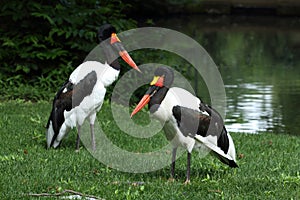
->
<box><xmin>172</xmin><ymin>105</ymin><xmax>238</xmax><ymax>168</ymax></box>
<box><xmin>172</xmin><ymin>105</ymin><xmax>229</xmax><ymax>154</ymax></box>
<box><xmin>172</xmin><ymin>105</ymin><xmax>211</xmax><ymax>137</ymax></box>
<box><xmin>172</xmin><ymin>105</ymin><xmax>226</xmax><ymax>137</ymax></box>
<box><xmin>46</xmin><ymin>71</ymin><xmax>97</xmax><ymax>146</ymax></box>
<box><xmin>199</xmin><ymin>103</ymin><xmax>230</xmax><ymax>154</ymax></box>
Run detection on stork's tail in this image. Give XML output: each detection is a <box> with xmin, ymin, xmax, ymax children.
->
<box><xmin>194</xmin><ymin>133</ymin><xmax>238</xmax><ymax>168</ymax></box>
<box><xmin>224</xmin><ymin>133</ymin><xmax>238</xmax><ymax>167</ymax></box>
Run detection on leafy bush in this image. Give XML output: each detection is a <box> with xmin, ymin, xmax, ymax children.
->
<box><xmin>0</xmin><ymin>0</ymin><xmax>136</xmax><ymax>100</ymax></box>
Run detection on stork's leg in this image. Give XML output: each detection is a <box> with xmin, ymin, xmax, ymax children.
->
<box><xmin>90</xmin><ymin>123</ymin><xmax>96</xmax><ymax>151</ymax></box>
<box><xmin>170</xmin><ymin>147</ymin><xmax>177</xmax><ymax>181</ymax></box>
<box><xmin>184</xmin><ymin>152</ymin><xmax>191</xmax><ymax>184</ymax></box>
<box><xmin>89</xmin><ymin>113</ymin><xmax>97</xmax><ymax>151</ymax></box>
<box><xmin>75</xmin><ymin>125</ymin><xmax>81</xmax><ymax>152</ymax></box>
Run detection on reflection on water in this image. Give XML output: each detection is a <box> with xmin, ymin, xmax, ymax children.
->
<box><xmin>225</xmin><ymin>82</ymin><xmax>283</xmax><ymax>133</ymax></box>
<box><xmin>151</xmin><ymin>15</ymin><xmax>300</xmax><ymax>135</ymax></box>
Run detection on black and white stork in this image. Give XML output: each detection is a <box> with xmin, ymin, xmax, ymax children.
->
<box><xmin>46</xmin><ymin>24</ymin><xmax>140</xmax><ymax>151</ymax></box>
<box><xmin>131</xmin><ymin>66</ymin><xmax>238</xmax><ymax>184</ymax></box>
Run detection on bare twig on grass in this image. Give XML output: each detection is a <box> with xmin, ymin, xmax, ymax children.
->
<box><xmin>26</xmin><ymin>189</ymin><xmax>104</xmax><ymax>200</ymax></box>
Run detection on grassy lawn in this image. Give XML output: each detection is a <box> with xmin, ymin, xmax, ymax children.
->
<box><xmin>0</xmin><ymin>100</ymin><xmax>299</xmax><ymax>199</ymax></box>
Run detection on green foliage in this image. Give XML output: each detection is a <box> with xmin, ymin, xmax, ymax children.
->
<box><xmin>0</xmin><ymin>0</ymin><xmax>136</xmax><ymax>100</ymax></box>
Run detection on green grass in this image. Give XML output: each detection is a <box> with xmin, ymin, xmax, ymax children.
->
<box><xmin>0</xmin><ymin>100</ymin><xmax>299</xmax><ymax>199</ymax></box>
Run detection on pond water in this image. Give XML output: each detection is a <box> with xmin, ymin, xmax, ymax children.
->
<box><xmin>150</xmin><ymin>15</ymin><xmax>300</xmax><ymax>135</ymax></box>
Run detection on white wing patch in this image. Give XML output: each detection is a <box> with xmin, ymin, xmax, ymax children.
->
<box><xmin>194</xmin><ymin>135</ymin><xmax>236</xmax><ymax>162</ymax></box>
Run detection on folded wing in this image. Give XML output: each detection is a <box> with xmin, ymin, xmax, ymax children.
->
<box><xmin>172</xmin><ymin>105</ymin><xmax>238</xmax><ymax>168</ymax></box>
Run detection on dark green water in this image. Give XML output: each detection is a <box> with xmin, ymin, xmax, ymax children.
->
<box><xmin>151</xmin><ymin>15</ymin><xmax>300</xmax><ymax>135</ymax></box>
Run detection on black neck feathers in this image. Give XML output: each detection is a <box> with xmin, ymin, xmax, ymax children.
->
<box><xmin>149</xmin><ymin>87</ymin><xmax>169</xmax><ymax>113</ymax></box>
<box><xmin>103</xmin><ymin>45</ymin><xmax>121</xmax><ymax>71</ymax></box>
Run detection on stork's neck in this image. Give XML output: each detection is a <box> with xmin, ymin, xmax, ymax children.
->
<box><xmin>104</xmin><ymin>45</ymin><xmax>121</xmax><ymax>71</ymax></box>
<box><xmin>100</xmin><ymin>62</ymin><xmax>120</xmax><ymax>87</ymax></box>
<box><xmin>149</xmin><ymin>87</ymin><xmax>169</xmax><ymax>113</ymax></box>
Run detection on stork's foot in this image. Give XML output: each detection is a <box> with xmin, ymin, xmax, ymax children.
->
<box><xmin>168</xmin><ymin>177</ymin><xmax>175</xmax><ymax>183</ymax></box>
<box><xmin>75</xmin><ymin>139</ymin><xmax>80</xmax><ymax>153</ymax></box>
<box><xmin>184</xmin><ymin>179</ymin><xmax>191</xmax><ymax>185</ymax></box>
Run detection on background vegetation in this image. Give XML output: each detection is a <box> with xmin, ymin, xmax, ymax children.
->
<box><xmin>0</xmin><ymin>0</ymin><xmax>136</xmax><ymax>101</ymax></box>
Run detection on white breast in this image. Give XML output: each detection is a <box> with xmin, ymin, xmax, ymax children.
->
<box><xmin>152</xmin><ymin>87</ymin><xmax>203</xmax><ymax>152</ymax></box>
<box><xmin>152</xmin><ymin>87</ymin><xmax>202</xmax><ymax>122</ymax></box>
<box><xmin>69</xmin><ymin>61</ymin><xmax>119</xmax><ymax>87</ymax></box>
<box><xmin>167</xmin><ymin>87</ymin><xmax>201</xmax><ymax>110</ymax></box>
<box><xmin>63</xmin><ymin>61</ymin><xmax>119</xmax><ymax>128</ymax></box>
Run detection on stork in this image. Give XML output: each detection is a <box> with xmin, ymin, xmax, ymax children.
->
<box><xmin>46</xmin><ymin>24</ymin><xmax>140</xmax><ymax>151</ymax></box>
<box><xmin>131</xmin><ymin>66</ymin><xmax>237</xmax><ymax>184</ymax></box>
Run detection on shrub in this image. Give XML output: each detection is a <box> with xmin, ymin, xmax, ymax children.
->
<box><xmin>0</xmin><ymin>0</ymin><xmax>136</xmax><ymax>100</ymax></box>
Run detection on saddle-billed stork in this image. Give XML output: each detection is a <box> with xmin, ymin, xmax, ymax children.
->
<box><xmin>46</xmin><ymin>24</ymin><xmax>140</xmax><ymax>151</ymax></box>
<box><xmin>131</xmin><ymin>66</ymin><xmax>238</xmax><ymax>184</ymax></box>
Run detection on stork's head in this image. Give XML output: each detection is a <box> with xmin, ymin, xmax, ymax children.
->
<box><xmin>97</xmin><ymin>24</ymin><xmax>140</xmax><ymax>72</ymax></box>
<box><xmin>131</xmin><ymin>66</ymin><xmax>174</xmax><ymax>117</ymax></box>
